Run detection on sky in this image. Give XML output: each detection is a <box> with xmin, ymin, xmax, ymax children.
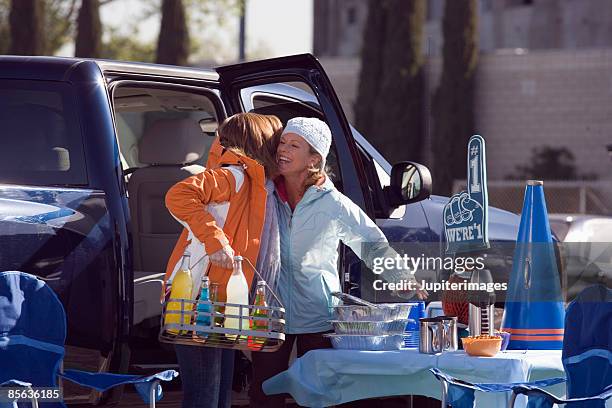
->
<box><xmin>71</xmin><ymin>0</ymin><xmax>314</xmax><ymax>63</ymax></box>
<box><xmin>245</xmin><ymin>0</ymin><xmax>313</xmax><ymax>58</ymax></box>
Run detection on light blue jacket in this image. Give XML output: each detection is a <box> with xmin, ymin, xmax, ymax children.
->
<box><xmin>275</xmin><ymin>176</ymin><xmax>403</xmax><ymax>334</ymax></box>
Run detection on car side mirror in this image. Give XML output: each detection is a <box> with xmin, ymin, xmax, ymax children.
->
<box><xmin>383</xmin><ymin>161</ymin><xmax>432</xmax><ymax>209</ymax></box>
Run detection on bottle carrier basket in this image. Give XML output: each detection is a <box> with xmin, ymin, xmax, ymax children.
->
<box><xmin>159</xmin><ymin>257</ymin><xmax>285</xmax><ymax>352</ymax></box>
<box><xmin>159</xmin><ymin>299</ymin><xmax>285</xmax><ymax>352</ymax></box>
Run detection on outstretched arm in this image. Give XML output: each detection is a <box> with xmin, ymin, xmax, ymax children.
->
<box><xmin>336</xmin><ymin>198</ymin><xmax>427</xmax><ymax>300</ymax></box>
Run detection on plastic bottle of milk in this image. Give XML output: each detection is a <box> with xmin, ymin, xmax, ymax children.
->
<box><xmin>224</xmin><ymin>255</ymin><xmax>249</xmax><ymax>339</ymax></box>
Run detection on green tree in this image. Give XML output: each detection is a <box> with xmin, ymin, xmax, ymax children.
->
<box><xmin>4</xmin><ymin>0</ymin><xmax>77</xmax><ymax>55</ymax></box>
<box><xmin>156</xmin><ymin>0</ymin><xmax>189</xmax><ymax>65</ymax></box>
<box><xmin>355</xmin><ymin>0</ymin><xmax>426</xmax><ymax>164</ymax></box>
<box><xmin>0</xmin><ymin>0</ymin><xmax>10</xmax><ymax>53</ymax></box>
<box><xmin>431</xmin><ymin>0</ymin><xmax>479</xmax><ymax>195</ymax></box>
<box><xmin>9</xmin><ymin>0</ymin><xmax>45</xmax><ymax>54</ymax></box>
<box><xmin>46</xmin><ymin>0</ymin><xmax>78</xmax><ymax>55</ymax></box>
<box><xmin>75</xmin><ymin>0</ymin><xmax>102</xmax><ymax>58</ymax></box>
<box><xmin>510</xmin><ymin>146</ymin><xmax>596</xmax><ymax>181</ymax></box>
<box><xmin>355</xmin><ymin>1</ymin><xmax>389</xmax><ymax>145</ymax></box>
<box><xmin>102</xmin><ymin>26</ymin><xmax>156</xmax><ymax>62</ymax></box>
<box><xmin>97</xmin><ymin>0</ymin><xmax>240</xmax><ymax>64</ymax></box>
<box><xmin>186</xmin><ymin>0</ymin><xmax>244</xmax><ymax>63</ymax></box>
<box><xmin>96</xmin><ymin>0</ymin><xmax>157</xmax><ymax>62</ymax></box>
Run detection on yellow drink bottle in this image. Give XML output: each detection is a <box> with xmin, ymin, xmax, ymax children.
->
<box><xmin>164</xmin><ymin>252</ymin><xmax>193</xmax><ymax>335</ymax></box>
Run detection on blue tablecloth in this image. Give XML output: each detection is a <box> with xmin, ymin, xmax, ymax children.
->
<box><xmin>262</xmin><ymin>349</ymin><xmax>565</xmax><ymax>408</ymax></box>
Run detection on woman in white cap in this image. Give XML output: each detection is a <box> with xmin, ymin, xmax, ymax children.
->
<box><xmin>249</xmin><ymin>117</ymin><xmax>426</xmax><ymax>407</ymax></box>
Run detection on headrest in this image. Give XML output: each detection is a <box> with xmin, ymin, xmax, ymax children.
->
<box><xmin>139</xmin><ymin>118</ymin><xmax>208</xmax><ymax>165</ymax></box>
<box><xmin>32</xmin><ymin>147</ymin><xmax>70</xmax><ymax>171</ymax></box>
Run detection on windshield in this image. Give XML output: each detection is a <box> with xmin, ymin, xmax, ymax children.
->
<box><xmin>0</xmin><ymin>80</ymin><xmax>87</xmax><ymax>186</ymax></box>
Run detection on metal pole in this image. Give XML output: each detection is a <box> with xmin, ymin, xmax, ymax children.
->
<box><xmin>239</xmin><ymin>0</ymin><xmax>246</xmax><ymax>61</ymax></box>
<box><xmin>508</xmin><ymin>391</ymin><xmax>518</xmax><ymax>408</ymax></box>
<box><xmin>440</xmin><ymin>380</ymin><xmax>448</xmax><ymax>408</ymax></box>
<box><xmin>579</xmin><ymin>187</ymin><xmax>586</xmax><ymax>214</ymax></box>
<box><xmin>149</xmin><ymin>380</ymin><xmax>159</xmax><ymax>408</ymax></box>
<box><xmin>27</xmin><ymin>386</ymin><xmax>39</xmax><ymax>408</ymax></box>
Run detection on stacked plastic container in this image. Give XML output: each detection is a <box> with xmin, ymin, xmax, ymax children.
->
<box><xmin>403</xmin><ymin>301</ymin><xmax>426</xmax><ymax>349</ymax></box>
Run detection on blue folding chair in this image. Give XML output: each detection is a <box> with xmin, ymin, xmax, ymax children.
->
<box><xmin>510</xmin><ymin>383</ymin><xmax>612</xmax><ymax>408</ymax></box>
<box><xmin>430</xmin><ymin>368</ymin><xmax>565</xmax><ymax>408</ymax></box>
<box><xmin>0</xmin><ymin>271</ymin><xmax>178</xmax><ymax>408</ymax></box>
<box><xmin>431</xmin><ymin>284</ymin><xmax>612</xmax><ymax>408</ymax></box>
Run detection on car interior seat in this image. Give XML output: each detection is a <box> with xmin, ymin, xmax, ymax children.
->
<box><xmin>127</xmin><ymin>118</ymin><xmax>207</xmax><ymax>325</ymax></box>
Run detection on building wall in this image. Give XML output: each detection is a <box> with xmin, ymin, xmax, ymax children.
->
<box><xmin>315</xmin><ymin>0</ymin><xmax>612</xmax><ymax>58</ymax></box>
<box><xmin>474</xmin><ymin>49</ymin><xmax>612</xmax><ymax>182</ymax></box>
<box><xmin>319</xmin><ymin>48</ymin><xmax>612</xmax><ymax>185</ymax></box>
<box><xmin>562</xmin><ymin>0</ymin><xmax>612</xmax><ymax>48</ymax></box>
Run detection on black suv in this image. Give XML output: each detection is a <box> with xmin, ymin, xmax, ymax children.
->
<box><xmin>0</xmin><ymin>54</ymin><xmax>521</xmax><ymax>403</ymax></box>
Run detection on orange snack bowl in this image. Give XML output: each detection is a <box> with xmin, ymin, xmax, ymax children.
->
<box><xmin>461</xmin><ymin>336</ymin><xmax>502</xmax><ymax>357</ymax></box>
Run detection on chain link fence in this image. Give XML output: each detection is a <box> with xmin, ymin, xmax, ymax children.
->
<box><xmin>453</xmin><ymin>180</ymin><xmax>612</xmax><ymax>215</ymax></box>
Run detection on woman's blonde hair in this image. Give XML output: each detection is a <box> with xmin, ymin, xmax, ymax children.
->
<box><xmin>217</xmin><ymin>113</ymin><xmax>282</xmax><ymax>177</ymax></box>
<box><xmin>303</xmin><ymin>145</ymin><xmax>326</xmax><ymax>191</ymax></box>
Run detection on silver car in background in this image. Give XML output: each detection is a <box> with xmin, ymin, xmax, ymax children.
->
<box><xmin>549</xmin><ymin>214</ymin><xmax>612</xmax><ymax>300</ymax></box>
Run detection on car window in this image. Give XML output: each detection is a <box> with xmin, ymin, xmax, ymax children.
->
<box><xmin>351</xmin><ymin>132</ymin><xmax>409</xmax><ymax>219</ymax></box>
<box><xmin>373</xmin><ymin>159</ymin><xmax>390</xmax><ymax>188</ymax></box>
<box><xmin>244</xmin><ymin>86</ymin><xmax>408</xmax><ymax>220</ymax></box>
<box><xmin>112</xmin><ymin>86</ymin><xmax>219</xmax><ymax>170</ymax></box>
<box><xmin>246</xmin><ymin>87</ymin><xmax>344</xmax><ymax>192</ymax></box>
<box><xmin>355</xmin><ymin>143</ymin><xmax>388</xmax><ymax>218</ymax></box>
<box><xmin>0</xmin><ymin>80</ymin><xmax>87</xmax><ymax>186</ymax></box>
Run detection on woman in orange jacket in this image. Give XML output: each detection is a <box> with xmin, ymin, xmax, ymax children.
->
<box><xmin>164</xmin><ymin>112</ymin><xmax>281</xmax><ymax>408</ymax></box>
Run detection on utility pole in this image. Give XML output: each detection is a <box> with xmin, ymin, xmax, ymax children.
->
<box><xmin>239</xmin><ymin>0</ymin><xmax>246</xmax><ymax>61</ymax></box>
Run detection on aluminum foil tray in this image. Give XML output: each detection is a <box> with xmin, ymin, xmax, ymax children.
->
<box><xmin>329</xmin><ymin>319</ymin><xmax>408</xmax><ymax>335</ymax></box>
<box><xmin>333</xmin><ymin>303</ymin><xmax>413</xmax><ymax>322</ymax></box>
<box><xmin>324</xmin><ymin>334</ymin><xmax>404</xmax><ymax>351</ymax></box>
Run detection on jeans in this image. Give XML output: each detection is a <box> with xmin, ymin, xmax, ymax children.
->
<box><xmin>250</xmin><ymin>332</ymin><xmax>332</xmax><ymax>408</ymax></box>
<box><xmin>174</xmin><ymin>345</ymin><xmax>235</xmax><ymax>408</ymax></box>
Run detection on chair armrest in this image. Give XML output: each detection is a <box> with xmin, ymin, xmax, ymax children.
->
<box><xmin>511</xmin><ymin>383</ymin><xmax>612</xmax><ymax>407</ymax></box>
<box><xmin>430</xmin><ymin>368</ymin><xmax>566</xmax><ymax>408</ymax></box>
<box><xmin>59</xmin><ymin>369</ymin><xmax>178</xmax><ymax>406</ymax></box>
<box><xmin>0</xmin><ymin>380</ymin><xmax>40</xmax><ymax>408</ymax></box>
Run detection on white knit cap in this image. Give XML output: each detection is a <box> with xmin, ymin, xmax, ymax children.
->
<box><xmin>281</xmin><ymin>117</ymin><xmax>332</xmax><ymax>168</ymax></box>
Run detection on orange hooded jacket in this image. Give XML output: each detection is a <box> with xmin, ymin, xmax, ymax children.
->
<box><xmin>163</xmin><ymin>138</ymin><xmax>267</xmax><ymax>302</ymax></box>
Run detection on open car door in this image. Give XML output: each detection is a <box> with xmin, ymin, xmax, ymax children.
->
<box><xmin>216</xmin><ymin>54</ymin><xmax>374</xmax><ymax>216</ymax></box>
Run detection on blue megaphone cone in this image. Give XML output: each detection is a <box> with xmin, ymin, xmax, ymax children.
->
<box><xmin>501</xmin><ymin>180</ymin><xmax>565</xmax><ymax>350</ymax></box>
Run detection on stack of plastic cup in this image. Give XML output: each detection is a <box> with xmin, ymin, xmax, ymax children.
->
<box><xmin>403</xmin><ymin>301</ymin><xmax>426</xmax><ymax>348</ymax></box>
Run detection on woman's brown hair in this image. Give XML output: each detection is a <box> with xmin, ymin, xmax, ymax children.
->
<box><xmin>217</xmin><ymin>112</ymin><xmax>282</xmax><ymax>177</ymax></box>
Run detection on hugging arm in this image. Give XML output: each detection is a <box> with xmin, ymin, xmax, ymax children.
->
<box><xmin>165</xmin><ymin>168</ymin><xmax>237</xmax><ymax>258</ymax></box>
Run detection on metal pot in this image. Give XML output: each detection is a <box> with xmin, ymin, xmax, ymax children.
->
<box><xmin>419</xmin><ymin>316</ymin><xmax>458</xmax><ymax>354</ymax></box>
<box><xmin>419</xmin><ymin>317</ymin><xmax>443</xmax><ymax>354</ymax></box>
<box><xmin>440</xmin><ymin>316</ymin><xmax>458</xmax><ymax>352</ymax></box>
